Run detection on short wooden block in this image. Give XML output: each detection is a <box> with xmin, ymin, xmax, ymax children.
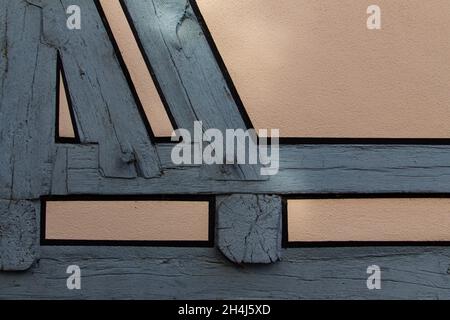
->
<box><xmin>216</xmin><ymin>194</ymin><xmax>282</xmax><ymax>264</ymax></box>
<box><xmin>0</xmin><ymin>200</ymin><xmax>38</xmax><ymax>271</ymax></box>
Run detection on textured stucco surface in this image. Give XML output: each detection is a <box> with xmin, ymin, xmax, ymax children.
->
<box><xmin>97</xmin><ymin>0</ymin><xmax>173</xmax><ymax>137</ymax></box>
<box><xmin>288</xmin><ymin>198</ymin><xmax>450</xmax><ymax>241</ymax></box>
<box><xmin>198</xmin><ymin>0</ymin><xmax>450</xmax><ymax>138</ymax></box>
<box><xmin>45</xmin><ymin>201</ymin><xmax>210</xmax><ymax>241</ymax></box>
<box><xmin>58</xmin><ymin>72</ymin><xmax>76</xmax><ymax>138</ymax></box>
<box><xmin>59</xmin><ymin>0</ymin><xmax>174</xmax><ymax>138</ymax></box>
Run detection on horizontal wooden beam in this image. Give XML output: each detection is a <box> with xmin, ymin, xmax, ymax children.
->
<box><xmin>58</xmin><ymin>144</ymin><xmax>450</xmax><ymax>195</ymax></box>
<box><xmin>0</xmin><ymin>246</ymin><xmax>449</xmax><ymax>299</ymax></box>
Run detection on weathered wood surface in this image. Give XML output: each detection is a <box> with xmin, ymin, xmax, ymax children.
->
<box><xmin>1</xmin><ymin>246</ymin><xmax>450</xmax><ymax>299</ymax></box>
<box><xmin>217</xmin><ymin>194</ymin><xmax>282</xmax><ymax>264</ymax></box>
<box><xmin>63</xmin><ymin>144</ymin><xmax>450</xmax><ymax>195</ymax></box>
<box><xmin>1</xmin><ymin>0</ymin><xmax>450</xmax><ymax>299</ymax></box>
<box><xmin>0</xmin><ymin>0</ymin><xmax>56</xmax><ymax>200</ymax></box>
<box><xmin>122</xmin><ymin>0</ymin><xmax>262</xmax><ymax>181</ymax></box>
<box><xmin>46</xmin><ymin>0</ymin><xmax>162</xmax><ymax>178</ymax></box>
<box><xmin>0</xmin><ymin>201</ymin><xmax>38</xmax><ymax>271</ymax></box>
<box><xmin>122</xmin><ymin>0</ymin><xmax>242</xmax><ymax>135</ymax></box>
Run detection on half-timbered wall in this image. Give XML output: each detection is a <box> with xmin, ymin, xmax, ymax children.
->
<box><xmin>1</xmin><ymin>0</ymin><xmax>450</xmax><ymax>299</ymax></box>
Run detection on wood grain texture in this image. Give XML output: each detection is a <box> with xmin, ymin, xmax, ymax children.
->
<box><xmin>0</xmin><ymin>0</ymin><xmax>56</xmax><ymax>200</ymax></box>
<box><xmin>44</xmin><ymin>0</ymin><xmax>162</xmax><ymax>179</ymax></box>
<box><xmin>122</xmin><ymin>0</ymin><xmax>241</xmax><ymax>133</ymax></box>
<box><xmin>1</xmin><ymin>0</ymin><xmax>450</xmax><ymax>300</ymax></box>
<box><xmin>62</xmin><ymin>144</ymin><xmax>450</xmax><ymax>195</ymax></box>
<box><xmin>0</xmin><ymin>1</ymin><xmax>52</xmax><ymax>271</ymax></box>
<box><xmin>0</xmin><ymin>200</ymin><xmax>38</xmax><ymax>271</ymax></box>
<box><xmin>122</xmin><ymin>0</ymin><xmax>262</xmax><ymax>181</ymax></box>
<box><xmin>1</xmin><ymin>246</ymin><xmax>450</xmax><ymax>299</ymax></box>
<box><xmin>217</xmin><ymin>194</ymin><xmax>282</xmax><ymax>263</ymax></box>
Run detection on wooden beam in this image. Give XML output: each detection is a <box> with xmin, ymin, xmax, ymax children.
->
<box><xmin>1</xmin><ymin>246</ymin><xmax>450</xmax><ymax>299</ymax></box>
<box><xmin>122</xmin><ymin>0</ymin><xmax>263</xmax><ymax>181</ymax></box>
<box><xmin>43</xmin><ymin>0</ymin><xmax>162</xmax><ymax>178</ymax></box>
<box><xmin>61</xmin><ymin>144</ymin><xmax>450</xmax><ymax>195</ymax></box>
<box><xmin>0</xmin><ymin>1</ymin><xmax>56</xmax><ymax>200</ymax></box>
<box><xmin>0</xmin><ymin>200</ymin><xmax>38</xmax><ymax>271</ymax></box>
<box><xmin>216</xmin><ymin>194</ymin><xmax>282</xmax><ymax>264</ymax></box>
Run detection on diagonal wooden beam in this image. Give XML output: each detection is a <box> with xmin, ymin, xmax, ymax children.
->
<box><xmin>122</xmin><ymin>0</ymin><xmax>264</xmax><ymax>181</ymax></box>
<box><xmin>43</xmin><ymin>0</ymin><xmax>162</xmax><ymax>179</ymax></box>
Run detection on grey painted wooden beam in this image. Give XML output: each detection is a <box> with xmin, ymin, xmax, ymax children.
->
<box><xmin>0</xmin><ymin>200</ymin><xmax>38</xmax><ymax>271</ymax></box>
<box><xmin>216</xmin><ymin>194</ymin><xmax>282</xmax><ymax>264</ymax></box>
<box><xmin>0</xmin><ymin>0</ymin><xmax>56</xmax><ymax>200</ymax></box>
<box><xmin>122</xmin><ymin>0</ymin><xmax>244</xmax><ymax>134</ymax></box>
<box><xmin>1</xmin><ymin>246</ymin><xmax>450</xmax><ymax>299</ymax></box>
<box><xmin>61</xmin><ymin>144</ymin><xmax>450</xmax><ymax>195</ymax></box>
<box><xmin>0</xmin><ymin>1</ymin><xmax>53</xmax><ymax>271</ymax></box>
<box><xmin>43</xmin><ymin>0</ymin><xmax>161</xmax><ymax>179</ymax></box>
<box><xmin>122</xmin><ymin>0</ymin><xmax>262</xmax><ymax>181</ymax></box>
